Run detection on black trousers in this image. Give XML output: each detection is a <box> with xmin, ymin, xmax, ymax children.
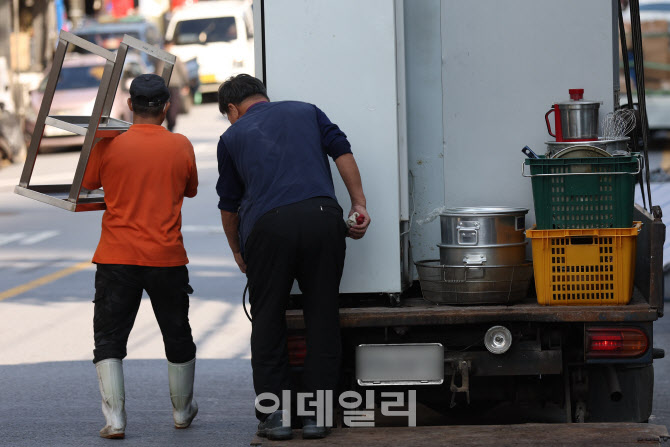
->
<box><xmin>92</xmin><ymin>264</ymin><xmax>196</xmax><ymax>364</ymax></box>
<box><xmin>245</xmin><ymin>197</ymin><xmax>347</xmax><ymax>421</ymax></box>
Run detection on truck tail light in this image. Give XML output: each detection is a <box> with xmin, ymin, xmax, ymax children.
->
<box><xmin>586</xmin><ymin>327</ymin><xmax>648</xmax><ymax>359</ymax></box>
<box><xmin>287</xmin><ymin>335</ymin><xmax>307</xmax><ymax>366</ymax></box>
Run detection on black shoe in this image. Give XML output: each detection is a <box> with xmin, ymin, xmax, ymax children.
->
<box><xmin>257</xmin><ymin>410</ymin><xmax>292</xmax><ymax>441</ymax></box>
<box><xmin>301</xmin><ymin>417</ymin><xmax>331</xmax><ymax>439</ymax></box>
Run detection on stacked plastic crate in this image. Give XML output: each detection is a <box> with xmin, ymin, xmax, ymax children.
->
<box><xmin>523</xmin><ymin>155</ymin><xmax>642</xmax><ymax>305</ymax></box>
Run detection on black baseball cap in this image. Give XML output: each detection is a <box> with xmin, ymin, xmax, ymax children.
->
<box><xmin>129</xmin><ymin>74</ymin><xmax>170</xmax><ymax>107</ymax></box>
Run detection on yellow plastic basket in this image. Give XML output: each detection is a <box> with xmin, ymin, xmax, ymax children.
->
<box><xmin>526</xmin><ymin>222</ymin><xmax>641</xmax><ymax>306</ymax></box>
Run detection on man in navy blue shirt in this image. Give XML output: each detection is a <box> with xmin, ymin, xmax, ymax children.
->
<box><xmin>216</xmin><ymin>74</ymin><xmax>370</xmax><ymax>440</ymax></box>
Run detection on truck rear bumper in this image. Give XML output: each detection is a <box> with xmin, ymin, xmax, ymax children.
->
<box><xmin>285</xmin><ymin>295</ymin><xmax>659</xmax><ymax>330</ymax></box>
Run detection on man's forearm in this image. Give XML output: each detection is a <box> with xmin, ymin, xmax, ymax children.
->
<box><xmin>220</xmin><ymin>210</ymin><xmax>241</xmax><ymax>254</ymax></box>
<box><xmin>334</xmin><ymin>153</ymin><xmax>366</xmax><ymax>206</ymax></box>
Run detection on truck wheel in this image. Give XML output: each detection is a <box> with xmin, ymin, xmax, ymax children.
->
<box><xmin>585</xmin><ymin>364</ymin><xmax>653</xmax><ymax>423</ymax></box>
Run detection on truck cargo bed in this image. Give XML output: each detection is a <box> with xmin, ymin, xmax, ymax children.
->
<box><xmin>251</xmin><ymin>423</ymin><xmax>669</xmax><ymax>446</ymax></box>
<box><xmin>285</xmin><ymin>293</ymin><xmax>658</xmax><ymax>330</ymax></box>
<box><xmin>285</xmin><ymin>205</ymin><xmax>664</xmax><ymax>330</ymax></box>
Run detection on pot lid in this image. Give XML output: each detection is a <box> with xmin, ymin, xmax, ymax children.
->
<box><xmin>554</xmin><ymin>88</ymin><xmax>600</xmax><ymax>107</ymax></box>
<box><xmin>440</xmin><ymin>207</ymin><xmax>528</xmax><ymax>216</ymax></box>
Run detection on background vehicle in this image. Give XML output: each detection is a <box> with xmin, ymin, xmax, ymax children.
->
<box><xmin>0</xmin><ymin>57</ymin><xmax>25</xmax><ymax>164</ymax></box>
<box><xmin>72</xmin><ymin>18</ymin><xmax>199</xmax><ymax>110</ymax></box>
<box><xmin>256</xmin><ymin>0</ymin><xmax>666</xmax><ymax>435</ymax></box>
<box><xmin>165</xmin><ymin>0</ymin><xmax>254</xmax><ymax>95</ymax></box>
<box><xmin>24</xmin><ymin>53</ymin><xmax>147</xmax><ymax>149</ymax></box>
<box><xmin>0</xmin><ymin>108</ymin><xmax>25</xmax><ymax>164</ymax></box>
<box><xmin>72</xmin><ymin>18</ymin><xmax>164</xmax><ymax>72</ymax></box>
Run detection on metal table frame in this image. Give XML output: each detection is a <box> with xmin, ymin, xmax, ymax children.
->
<box><xmin>14</xmin><ymin>31</ymin><xmax>176</xmax><ymax>212</ymax></box>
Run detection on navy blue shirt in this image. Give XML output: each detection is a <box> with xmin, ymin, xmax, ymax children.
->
<box><xmin>216</xmin><ymin>100</ymin><xmax>352</xmax><ymax>249</ymax></box>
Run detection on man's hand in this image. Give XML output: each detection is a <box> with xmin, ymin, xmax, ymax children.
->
<box><xmin>347</xmin><ymin>204</ymin><xmax>370</xmax><ymax>239</ymax></box>
<box><xmin>221</xmin><ymin>210</ymin><xmax>246</xmax><ymax>273</ymax></box>
<box><xmin>234</xmin><ymin>252</ymin><xmax>247</xmax><ymax>274</ymax></box>
<box><xmin>334</xmin><ymin>154</ymin><xmax>369</xmax><ymax>240</ymax></box>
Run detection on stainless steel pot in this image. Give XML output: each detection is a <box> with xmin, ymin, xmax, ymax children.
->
<box><xmin>557</xmin><ymin>101</ymin><xmax>600</xmax><ymax>141</ymax></box>
<box><xmin>545</xmin><ymin>89</ymin><xmax>601</xmax><ymax>141</ymax></box>
<box><xmin>438</xmin><ymin>207</ymin><xmax>528</xmax><ymax>266</ymax></box>
<box><xmin>437</xmin><ymin>243</ymin><xmax>527</xmax><ymax>266</ymax></box>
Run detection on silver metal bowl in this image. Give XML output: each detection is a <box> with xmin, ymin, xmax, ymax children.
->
<box><xmin>551</xmin><ymin>145</ymin><xmax>612</xmax><ymax>159</ymax></box>
<box><xmin>415</xmin><ymin>260</ymin><xmax>533</xmax><ymax>305</ymax></box>
<box><xmin>545</xmin><ymin>137</ymin><xmax>629</xmax><ymax>157</ymax></box>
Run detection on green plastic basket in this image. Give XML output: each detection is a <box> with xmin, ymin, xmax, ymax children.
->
<box><xmin>522</xmin><ymin>155</ymin><xmax>641</xmax><ymax>229</ymax></box>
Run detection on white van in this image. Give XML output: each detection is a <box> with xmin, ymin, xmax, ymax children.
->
<box><xmin>165</xmin><ymin>0</ymin><xmax>254</xmax><ymax>94</ymax></box>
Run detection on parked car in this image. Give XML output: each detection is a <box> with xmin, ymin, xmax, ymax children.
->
<box><xmin>25</xmin><ymin>53</ymin><xmax>147</xmax><ymax>149</ymax></box>
<box><xmin>165</xmin><ymin>0</ymin><xmax>254</xmax><ymax>94</ymax></box>
<box><xmin>72</xmin><ymin>18</ymin><xmax>164</xmax><ymax>72</ymax></box>
<box><xmin>0</xmin><ymin>108</ymin><xmax>25</xmax><ymax>164</ymax></box>
<box><xmin>73</xmin><ymin>18</ymin><xmax>200</xmax><ymax>111</ymax></box>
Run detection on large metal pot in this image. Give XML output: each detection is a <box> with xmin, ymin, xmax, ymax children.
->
<box><xmin>437</xmin><ymin>242</ymin><xmax>527</xmax><ymax>266</ymax></box>
<box><xmin>438</xmin><ymin>207</ymin><xmax>528</xmax><ymax>266</ymax></box>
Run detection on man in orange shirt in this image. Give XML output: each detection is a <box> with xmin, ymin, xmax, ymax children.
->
<box><xmin>83</xmin><ymin>74</ymin><xmax>199</xmax><ymax>439</ymax></box>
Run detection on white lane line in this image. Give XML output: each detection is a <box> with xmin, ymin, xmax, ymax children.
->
<box><xmin>0</xmin><ymin>173</ymin><xmax>72</xmax><ymax>188</ymax></box>
<box><xmin>193</xmin><ymin>143</ymin><xmax>215</xmax><ymax>155</ymax></box>
<box><xmin>197</xmin><ymin>160</ymin><xmax>219</xmax><ymax>170</ymax></box>
<box><xmin>0</xmin><ymin>261</ymin><xmax>43</xmax><ymax>269</ymax></box>
<box><xmin>182</xmin><ymin>225</ymin><xmax>223</xmax><ymax>233</ymax></box>
<box><xmin>213</xmin><ymin>306</ymin><xmax>252</xmax><ymax>359</ymax></box>
<box><xmin>0</xmin><ymin>233</ymin><xmax>27</xmax><ymax>246</ymax></box>
<box><xmin>19</xmin><ymin>230</ymin><xmax>61</xmax><ymax>245</ymax></box>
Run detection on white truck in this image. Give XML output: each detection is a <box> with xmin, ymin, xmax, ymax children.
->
<box><xmin>251</xmin><ymin>1</ymin><xmax>668</xmax><ymax>444</ymax></box>
<box><xmin>165</xmin><ymin>0</ymin><xmax>254</xmax><ymax>95</ymax></box>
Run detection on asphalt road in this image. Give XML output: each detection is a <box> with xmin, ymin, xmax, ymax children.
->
<box><xmin>2</xmin><ymin>104</ymin><xmax>670</xmax><ymax>446</ymax></box>
<box><xmin>0</xmin><ymin>104</ymin><xmax>260</xmax><ymax>446</ymax></box>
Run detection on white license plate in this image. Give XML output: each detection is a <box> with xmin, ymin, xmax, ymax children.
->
<box><xmin>356</xmin><ymin>343</ymin><xmax>444</xmax><ymax>386</ymax></box>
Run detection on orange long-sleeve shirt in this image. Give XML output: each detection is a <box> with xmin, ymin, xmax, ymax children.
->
<box><xmin>83</xmin><ymin>124</ymin><xmax>198</xmax><ymax>267</ymax></box>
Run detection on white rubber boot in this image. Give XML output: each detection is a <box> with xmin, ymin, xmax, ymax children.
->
<box><xmin>95</xmin><ymin>358</ymin><xmax>126</xmax><ymax>439</ymax></box>
<box><xmin>168</xmin><ymin>358</ymin><xmax>198</xmax><ymax>429</ymax></box>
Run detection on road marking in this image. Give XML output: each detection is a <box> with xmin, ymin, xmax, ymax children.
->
<box><xmin>0</xmin><ymin>261</ymin><xmax>92</xmax><ymax>302</ymax></box>
<box><xmin>19</xmin><ymin>230</ymin><xmax>60</xmax><ymax>245</ymax></box>
<box><xmin>0</xmin><ymin>231</ymin><xmax>62</xmax><ymax>247</ymax></box>
<box><xmin>0</xmin><ymin>172</ymin><xmax>72</xmax><ymax>188</ymax></box>
<box><xmin>182</xmin><ymin>225</ymin><xmax>223</xmax><ymax>233</ymax></box>
<box><xmin>197</xmin><ymin>160</ymin><xmax>219</xmax><ymax>170</ymax></box>
<box><xmin>0</xmin><ymin>233</ymin><xmax>27</xmax><ymax>246</ymax></box>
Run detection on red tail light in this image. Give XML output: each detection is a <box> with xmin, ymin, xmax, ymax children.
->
<box><xmin>586</xmin><ymin>327</ymin><xmax>648</xmax><ymax>359</ymax></box>
<box><xmin>287</xmin><ymin>335</ymin><xmax>307</xmax><ymax>366</ymax></box>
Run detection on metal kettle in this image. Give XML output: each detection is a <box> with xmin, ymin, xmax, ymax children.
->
<box><xmin>545</xmin><ymin>89</ymin><xmax>600</xmax><ymax>142</ymax></box>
